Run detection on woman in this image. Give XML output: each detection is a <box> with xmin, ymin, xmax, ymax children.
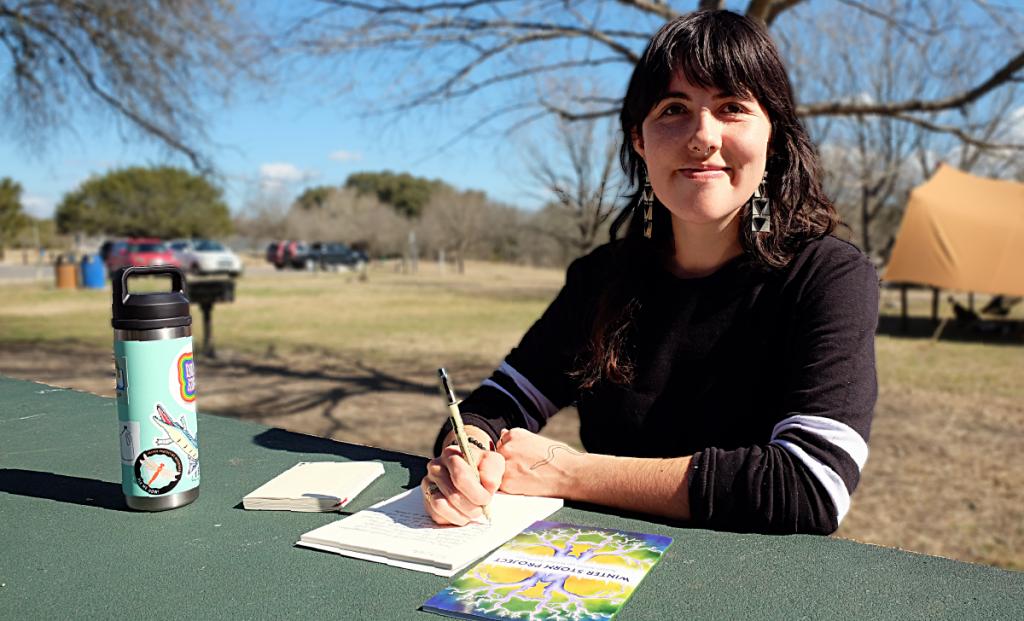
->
<box><xmin>422</xmin><ymin>10</ymin><xmax>878</xmax><ymax>535</ymax></box>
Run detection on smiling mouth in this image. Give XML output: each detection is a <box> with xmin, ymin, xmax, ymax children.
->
<box><xmin>679</xmin><ymin>167</ymin><xmax>729</xmax><ymax>178</ymax></box>
<box><xmin>680</xmin><ymin>166</ymin><xmax>729</xmax><ymax>172</ymax></box>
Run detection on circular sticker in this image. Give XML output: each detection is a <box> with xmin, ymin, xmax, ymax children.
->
<box><xmin>134</xmin><ymin>448</ymin><xmax>183</xmax><ymax>495</ymax></box>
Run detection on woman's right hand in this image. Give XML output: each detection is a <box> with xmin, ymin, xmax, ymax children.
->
<box><xmin>421</xmin><ymin>442</ymin><xmax>505</xmax><ymax>526</ymax></box>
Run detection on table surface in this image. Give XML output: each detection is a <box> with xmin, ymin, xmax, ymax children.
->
<box><xmin>1</xmin><ymin>375</ymin><xmax>1021</xmax><ymax>620</ymax></box>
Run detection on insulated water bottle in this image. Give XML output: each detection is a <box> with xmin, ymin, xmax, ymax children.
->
<box><xmin>112</xmin><ymin>266</ymin><xmax>200</xmax><ymax>511</ymax></box>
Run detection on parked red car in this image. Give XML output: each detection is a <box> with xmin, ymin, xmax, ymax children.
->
<box><xmin>265</xmin><ymin>240</ymin><xmax>308</xmax><ymax>270</ymax></box>
<box><xmin>105</xmin><ymin>238</ymin><xmax>181</xmax><ymax>276</ymax></box>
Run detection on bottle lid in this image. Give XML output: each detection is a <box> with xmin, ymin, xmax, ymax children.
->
<box><xmin>111</xmin><ymin>266</ymin><xmax>192</xmax><ymax>330</ymax></box>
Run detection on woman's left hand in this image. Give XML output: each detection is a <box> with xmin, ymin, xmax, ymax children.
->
<box><xmin>495</xmin><ymin>427</ymin><xmax>584</xmax><ymax>498</ymax></box>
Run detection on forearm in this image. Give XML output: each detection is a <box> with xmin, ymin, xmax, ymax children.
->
<box><xmin>558</xmin><ymin>452</ymin><xmax>693</xmax><ymax>521</ymax></box>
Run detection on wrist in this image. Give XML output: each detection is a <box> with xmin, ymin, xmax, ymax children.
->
<box><xmin>448</xmin><ymin>435</ymin><xmax>493</xmax><ymax>452</ymax></box>
<box><xmin>564</xmin><ymin>452</ymin><xmax>613</xmax><ymax>503</ymax></box>
<box><xmin>555</xmin><ymin>447</ymin><xmax>591</xmax><ymax>500</ymax></box>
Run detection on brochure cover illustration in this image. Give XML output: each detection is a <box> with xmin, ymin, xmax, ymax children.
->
<box><xmin>423</xmin><ymin>521</ymin><xmax>672</xmax><ymax>621</ymax></box>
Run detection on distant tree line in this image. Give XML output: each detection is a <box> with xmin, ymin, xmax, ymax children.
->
<box><xmin>0</xmin><ymin>178</ymin><xmax>29</xmax><ymax>259</ymax></box>
<box><xmin>0</xmin><ymin>177</ymin><xmax>63</xmax><ymax>260</ymax></box>
<box><xmin>9</xmin><ymin>160</ymin><xmax>594</xmax><ymax>269</ymax></box>
<box><xmin>54</xmin><ymin>166</ymin><xmax>232</xmax><ymax>239</ymax></box>
<box><xmin>234</xmin><ymin>167</ymin><xmax>598</xmax><ymax>270</ymax></box>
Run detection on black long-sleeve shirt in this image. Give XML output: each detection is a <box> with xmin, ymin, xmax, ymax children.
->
<box><xmin>435</xmin><ymin>235</ymin><xmax>879</xmax><ymax>534</ymax></box>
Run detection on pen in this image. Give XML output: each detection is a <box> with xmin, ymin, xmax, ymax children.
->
<box><xmin>438</xmin><ymin>367</ymin><xmax>493</xmax><ymax>523</ymax></box>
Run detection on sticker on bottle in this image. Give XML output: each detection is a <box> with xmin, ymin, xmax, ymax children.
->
<box><xmin>119</xmin><ymin>421</ymin><xmax>141</xmax><ymax>465</ymax></box>
<box><xmin>151</xmin><ymin>403</ymin><xmax>200</xmax><ymax>479</ymax></box>
<box><xmin>114</xmin><ymin>355</ymin><xmax>129</xmax><ymax>402</ymax></box>
<box><xmin>167</xmin><ymin>345</ymin><xmax>197</xmax><ymax>410</ymax></box>
<box><xmin>134</xmin><ymin>448</ymin><xmax>183</xmax><ymax>495</ymax></box>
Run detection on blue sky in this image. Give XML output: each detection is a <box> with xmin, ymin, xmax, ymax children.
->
<box><xmin>0</xmin><ymin>73</ymin><xmax>561</xmax><ymax>220</ymax></box>
<box><xmin>0</xmin><ymin>0</ymin><xmax>653</xmax><ymax>221</ymax></box>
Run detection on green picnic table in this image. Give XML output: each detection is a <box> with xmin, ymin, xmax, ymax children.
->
<box><xmin>1</xmin><ymin>375</ymin><xmax>1021</xmax><ymax>620</ymax></box>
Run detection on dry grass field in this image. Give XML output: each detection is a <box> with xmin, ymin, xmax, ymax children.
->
<box><xmin>1</xmin><ymin>259</ymin><xmax>1021</xmax><ymax>570</ymax></box>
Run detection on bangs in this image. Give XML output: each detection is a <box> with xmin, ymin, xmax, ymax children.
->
<box><xmin>666</xmin><ymin>30</ymin><xmax>757</xmax><ymax>101</ymax></box>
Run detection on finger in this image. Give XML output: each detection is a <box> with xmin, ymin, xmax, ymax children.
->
<box><xmin>477</xmin><ymin>451</ymin><xmax>505</xmax><ymax>495</ymax></box>
<box><xmin>496</xmin><ymin>435</ymin><xmax>516</xmax><ymax>460</ymax></box>
<box><xmin>421</xmin><ymin>478</ymin><xmax>450</xmax><ymax>525</ymax></box>
<box><xmin>422</xmin><ymin>479</ymin><xmax>471</xmax><ymax>526</ymax></box>
<box><xmin>441</xmin><ymin>447</ymin><xmax>493</xmax><ymax>506</ymax></box>
<box><xmin>429</xmin><ymin>465</ymin><xmax>484</xmax><ymax>520</ymax></box>
<box><xmin>438</xmin><ymin>446</ymin><xmax>489</xmax><ymax>491</ymax></box>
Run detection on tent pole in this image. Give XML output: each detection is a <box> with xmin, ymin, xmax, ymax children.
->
<box><xmin>931</xmin><ymin>287</ymin><xmax>939</xmax><ymax>324</ymax></box>
<box><xmin>901</xmin><ymin>284</ymin><xmax>908</xmax><ymax>333</ymax></box>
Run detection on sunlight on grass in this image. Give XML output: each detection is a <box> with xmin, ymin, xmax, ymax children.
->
<box><xmin>0</xmin><ymin>262</ymin><xmax>565</xmax><ymax>365</ymax></box>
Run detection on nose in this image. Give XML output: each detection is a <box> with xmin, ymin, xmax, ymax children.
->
<box><xmin>687</xmin><ymin>108</ymin><xmax>722</xmax><ymax>157</ymax></box>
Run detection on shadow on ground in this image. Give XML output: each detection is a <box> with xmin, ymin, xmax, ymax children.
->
<box><xmin>201</xmin><ymin>354</ymin><xmax>440</xmax><ymax>430</ymax></box>
<box><xmin>0</xmin><ymin>469</ymin><xmax>128</xmax><ymax>511</ymax></box>
<box><xmin>0</xmin><ymin>340</ymin><xmax>515</xmax><ymax>456</ymax></box>
<box><xmin>251</xmin><ymin>428</ymin><xmax>428</xmax><ymax>489</ymax></box>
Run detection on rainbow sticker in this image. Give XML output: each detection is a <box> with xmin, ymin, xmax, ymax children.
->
<box><xmin>177</xmin><ymin>352</ymin><xmax>197</xmax><ymax>402</ymax></box>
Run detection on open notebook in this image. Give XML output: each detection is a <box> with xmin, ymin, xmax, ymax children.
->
<box><xmin>296</xmin><ymin>488</ymin><xmax>563</xmax><ymax>576</ymax></box>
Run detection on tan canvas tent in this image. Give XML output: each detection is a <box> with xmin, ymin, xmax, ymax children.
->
<box><xmin>883</xmin><ymin>164</ymin><xmax>1024</xmax><ymax>297</ymax></box>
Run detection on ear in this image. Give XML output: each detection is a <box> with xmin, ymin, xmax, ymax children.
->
<box><xmin>631</xmin><ymin>127</ymin><xmax>646</xmax><ymax>160</ymax></box>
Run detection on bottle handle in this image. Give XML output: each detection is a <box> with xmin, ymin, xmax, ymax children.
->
<box><xmin>117</xmin><ymin>266</ymin><xmax>189</xmax><ymax>304</ymax></box>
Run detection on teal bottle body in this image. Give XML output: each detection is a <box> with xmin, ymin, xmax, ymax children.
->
<box><xmin>112</xmin><ymin>267</ymin><xmax>200</xmax><ymax>511</ymax></box>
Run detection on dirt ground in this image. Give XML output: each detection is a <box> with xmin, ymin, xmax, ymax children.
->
<box><xmin>0</xmin><ymin>341</ymin><xmax>585</xmax><ymax>457</ymax></box>
<box><xmin>1</xmin><ymin>332</ymin><xmax>1021</xmax><ymax>571</ymax></box>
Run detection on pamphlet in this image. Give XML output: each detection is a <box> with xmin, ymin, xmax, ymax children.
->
<box><xmin>423</xmin><ymin>521</ymin><xmax>672</xmax><ymax>621</ymax></box>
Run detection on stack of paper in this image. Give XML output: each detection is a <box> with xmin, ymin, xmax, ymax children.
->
<box><xmin>243</xmin><ymin>461</ymin><xmax>385</xmax><ymax>512</ymax></box>
<box><xmin>297</xmin><ymin>488</ymin><xmax>564</xmax><ymax>576</ymax></box>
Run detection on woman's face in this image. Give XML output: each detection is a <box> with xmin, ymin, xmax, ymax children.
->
<box><xmin>632</xmin><ymin>72</ymin><xmax>772</xmax><ymax>229</ymax></box>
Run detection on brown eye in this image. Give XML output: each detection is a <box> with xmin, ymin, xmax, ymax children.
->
<box><xmin>662</xmin><ymin>103</ymin><xmax>686</xmax><ymax>117</ymax></box>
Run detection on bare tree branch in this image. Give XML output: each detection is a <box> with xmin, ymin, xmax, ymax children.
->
<box><xmin>0</xmin><ymin>1</ymin><xmax>263</xmax><ymax>171</ymax></box>
<box><xmin>542</xmin><ymin>102</ymin><xmax>619</xmax><ymax>121</ymax></box>
<box><xmin>799</xmin><ymin>50</ymin><xmax>1024</xmax><ymax>117</ymax></box>
<box><xmin>527</xmin><ymin>114</ymin><xmax>624</xmax><ymax>255</ymax></box>
<box><xmin>440</xmin><ymin>57</ymin><xmax>627</xmax><ymax>101</ymax></box>
<box><xmin>747</xmin><ymin>0</ymin><xmax>807</xmax><ymax>26</ymax></box>
<box><xmin>887</xmin><ymin>112</ymin><xmax>1024</xmax><ymax>151</ymax></box>
<box><xmin>835</xmin><ymin>0</ymin><xmax>945</xmax><ymax>40</ymax></box>
<box><xmin>10</xmin><ymin>10</ymin><xmax>208</xmax><ymax>170</ymax></box>
<box><xmin>617</xmin><ymin>0</ymin><xmax>680</xmax><ymax>21</ymax></box>
<box><xmin>697</xmin><ymin>0</ymin><xmax>725</xmax><ymax>11</ymax></box>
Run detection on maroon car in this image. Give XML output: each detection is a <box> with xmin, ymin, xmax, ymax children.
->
<box><xmin>105</xmin><ymin>238</ymin><xmax>181</xmax><ymax>276</ymax></box>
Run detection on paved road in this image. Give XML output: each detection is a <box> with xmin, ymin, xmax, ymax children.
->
<box><xmin>0</xmin><ymin>263</ymin><xmax>52</xmax><ymax>282</ymax></box>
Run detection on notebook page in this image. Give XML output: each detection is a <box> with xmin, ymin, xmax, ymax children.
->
<box><xmin>297</xmin><ymin>488</ymin><xmax>563</xmax><ymax>574</ymax></box>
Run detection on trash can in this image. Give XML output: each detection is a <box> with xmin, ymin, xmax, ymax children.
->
<box><xmin>55</xmin><ymin>254</ymin><xmax>78</xmax><ymax>290</ymax></box>
<box><xmin>80</xmin><ymin>254</ymin><xmax>105</xmax><ymax>289</ymax></box>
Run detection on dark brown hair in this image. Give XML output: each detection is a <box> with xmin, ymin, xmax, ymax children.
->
<box><xmin>575</xmin><ymin>10</ymin><xmax>839</xmax><ymax>388</ymax></box>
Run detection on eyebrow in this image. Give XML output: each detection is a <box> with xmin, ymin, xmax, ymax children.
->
<box><xmin>661</xmin><ymin>90</ymin><xmax>741</xmax><ymax>101</ymax></box>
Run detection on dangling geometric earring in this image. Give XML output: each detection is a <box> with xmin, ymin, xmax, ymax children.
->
<box><xmin>750</xmin><ymin>172</ymin><xmax>771</xmax><ymax>233</ymax></box>
<box><xmin>641</xmin><ymin>172</ymin><xmax>654</xmax><ymax>239</ymax></box>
